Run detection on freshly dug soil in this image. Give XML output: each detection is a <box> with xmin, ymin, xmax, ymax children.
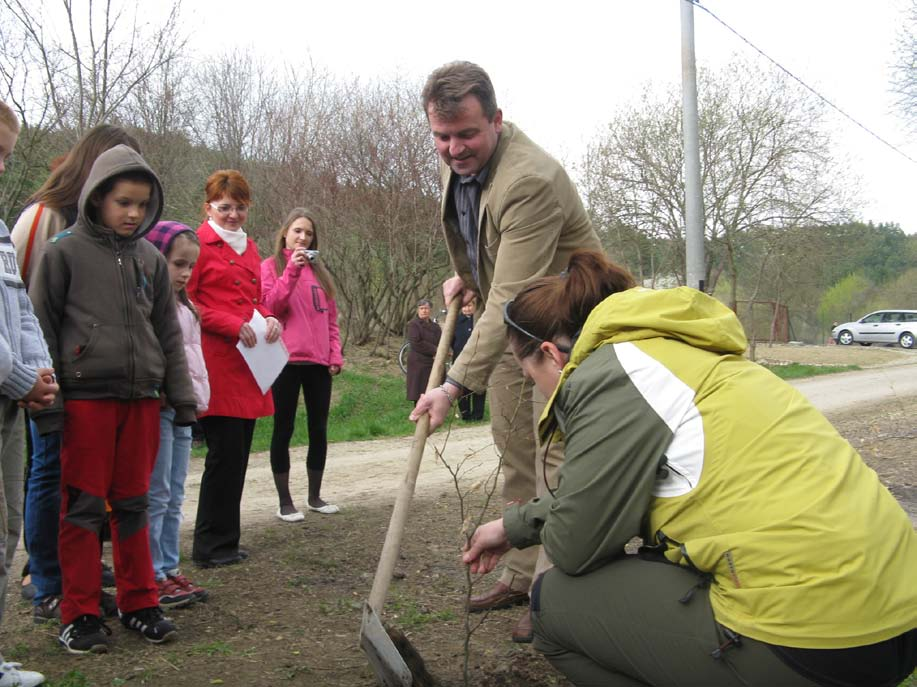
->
<box><xmin>3</xmin><ymin>345</ymin><xmax>914</xmax><ymax>686</ymax></box>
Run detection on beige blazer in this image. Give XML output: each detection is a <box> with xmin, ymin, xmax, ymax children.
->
<box><xmin>440</xmin><ymin>122</ymin><xmax>602</xmax><ymax>392</ymax></box>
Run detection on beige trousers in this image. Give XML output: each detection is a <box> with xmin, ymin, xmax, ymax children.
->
<box><xmin>0</xmin><ymin>401</ymin><xmax>24</xmax><ymax>628</ymax></box>
<box><xmin>488</xmin><ymin>350</ymin><xmax>563</xmax><ymax>593</ymax></box>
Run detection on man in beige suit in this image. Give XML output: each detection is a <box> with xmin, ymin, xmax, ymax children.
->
<box><xmin>410</xmin><ymin>61</ymin><xmax>602</xmax><ymax>642</ymax></box>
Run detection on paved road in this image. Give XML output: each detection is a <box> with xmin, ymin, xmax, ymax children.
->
<box><xmin>791</xmin><ymin>363</ymin><xmax>917</xmax><ymax>413</ymax></box>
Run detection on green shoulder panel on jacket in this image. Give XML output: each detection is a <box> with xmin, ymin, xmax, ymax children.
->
<box><xmin>49</xmin><ymin>230</ymin><xmax>73</xmax><ymax>243</ymax></box>
<box><xmin>511</xmin><ymin>344</ymin><xmax>671</xmax><ymax>576</ymax></box>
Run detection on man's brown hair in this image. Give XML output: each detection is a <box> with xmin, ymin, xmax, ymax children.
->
<box><xmin>422</xmin><ymin>61</ymin><xmax>498</xmax><ymax>121</ymax></box>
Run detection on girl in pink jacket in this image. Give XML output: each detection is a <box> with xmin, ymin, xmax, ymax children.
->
<box><xmin>261</xmin><ymin>208</ymin><xmax>343</xmax><ymax>521</ymax></box>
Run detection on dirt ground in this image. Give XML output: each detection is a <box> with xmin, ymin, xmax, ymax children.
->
<box><xmin>3</xmin><ymin>345</ymin><xmax>915</xmax><ymax>687</ymax></box>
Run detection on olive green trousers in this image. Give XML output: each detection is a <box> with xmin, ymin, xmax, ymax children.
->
<box><xmin>531</xmin><ymin>556</ymin><xmax>821</xmax><ymax>687</ymax></box>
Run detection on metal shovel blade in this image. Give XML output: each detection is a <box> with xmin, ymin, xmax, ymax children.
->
<box><xmin>360</xmin><ymin>603</ymin><xmax>412</xmax><ymax>686</ymax></box>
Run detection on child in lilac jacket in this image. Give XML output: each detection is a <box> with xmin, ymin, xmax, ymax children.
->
<box><xmin>145</xmin><ymin>222</ymin><xmax>210</xmax><ymax>608</ymax></box>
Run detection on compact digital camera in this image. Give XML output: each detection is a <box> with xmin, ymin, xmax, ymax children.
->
<box><xmin>303</xmin><ymin>249</ymin><xmax>319</xmax><ymax>263</ymax></box>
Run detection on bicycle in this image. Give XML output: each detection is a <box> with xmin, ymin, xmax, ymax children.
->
<box><xmin>398</xmin><ymin>309</ymin><xmax>447</xmax><ymax>375</ymax></box>
<box><xmin>398</xmin><ymin>341</ymin><xmax>410</xmax><ymax>375</ymax></box>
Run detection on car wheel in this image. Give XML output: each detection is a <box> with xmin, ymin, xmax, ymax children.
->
<box><xmin>837</xmin><ymin>330</ymin><xmax>854</xmax><ymax>345</ymax></box>
<box><xmin>900</xmin><ymin>332</ymin><xmax>915</xmax><ymax>349</ymax></box>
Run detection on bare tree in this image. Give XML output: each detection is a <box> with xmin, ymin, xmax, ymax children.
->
<box><xmin>0</xmin><ymin>0</ymin><xmax>190</xmax><ymax>220</ymax></box>
<box><xmin>124</xmin><ymin>57</ymin><xmax>209</xmax><ymax>223</ymax></box>
<box><xmin>0</xmin><ymin>12</ymin><xmax>448</xmax><ymax>348</ymax></box>
<box><xmin>892</xmin><ymin>0</ymin><xmax>917</xmax><ymax>132</ymax></box>
<box><xmin>581</xmin><ymin>59</ymin><xmax>852</xmax><ymax>307</ymax></box>
<box><xmin>0</xmin><ymin>0</ymin><xmax>188</xmax><ymax>133</ymax></box>
<box><xmin>192</xmin><ymin>49</ymin><xmax>281</xmax><ymax>173</ymax></box>
<box><xmin>318</xmin><ymin>77</ymin><xmax>448</xmax><ymax>348</ymax></box>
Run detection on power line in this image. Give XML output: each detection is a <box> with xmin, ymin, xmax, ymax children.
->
<box><xmin>689</xmin><ymin>0</ymin><xmax>917</xmax><ymax>166</ymax></box>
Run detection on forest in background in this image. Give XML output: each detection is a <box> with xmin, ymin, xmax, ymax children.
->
<box><xmin>1</xmin><ymin>0</ymin><xmax>915</xmax><ymax>350</ymax></box>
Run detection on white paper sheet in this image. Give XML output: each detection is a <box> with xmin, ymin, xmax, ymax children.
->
<box><xmin>236</xmin><ymin>310</ymin><xmax>289</xmax><ymax>394</ymax></box>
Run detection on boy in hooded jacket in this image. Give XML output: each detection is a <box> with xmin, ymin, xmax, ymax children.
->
<box><xmin>29</xmin><ymin>144</ymin><xmax>196</xmax><ymax>655</ymax></box>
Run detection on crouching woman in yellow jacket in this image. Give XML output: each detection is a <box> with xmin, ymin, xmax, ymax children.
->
<box><xmin>463</xmin><ymin>250</ymin><xmax>917</xmax><ymax>687</ymax></box>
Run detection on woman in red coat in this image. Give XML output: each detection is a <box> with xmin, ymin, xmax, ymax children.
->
<box><xmin>186</xmin><ymin>170</ymin><xmax>282</xmax><ymax>568</ymax></box>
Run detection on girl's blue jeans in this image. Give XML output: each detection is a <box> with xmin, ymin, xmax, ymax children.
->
<box><xmin>148</xmin><ymin>408</ymin><xmax>192</xmax><ymax>581</ymax></box>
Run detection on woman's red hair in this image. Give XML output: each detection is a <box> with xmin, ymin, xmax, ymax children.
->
<box><xmin>202</xmin><ymin>169</ymin><xmax>252</xmax><ymax>218</ymax></box>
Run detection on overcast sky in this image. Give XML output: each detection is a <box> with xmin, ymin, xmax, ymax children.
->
<box><xmin>189</xmin><ymin>0</ymin><xmax>916</xmax><ymax>233</ymax></box>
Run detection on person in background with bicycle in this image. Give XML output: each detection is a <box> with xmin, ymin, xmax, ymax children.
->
<box><xmin>405</xmin><ymin>299</ymin><xmax>441</xmax><ymax>405</ymax></box>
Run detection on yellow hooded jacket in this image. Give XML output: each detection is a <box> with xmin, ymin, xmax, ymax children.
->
<box><xmin>504</xmin><ymin>286</ymin><xmax>917</xmax><ymax>649</ymax></box>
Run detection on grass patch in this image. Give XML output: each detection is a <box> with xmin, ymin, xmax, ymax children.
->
<box><xmin>325</xmin><ymin>368</ymin><xmax>415</xmax><ymax>443</ymax></box>
<box><xmin>189</xmin><ymin>640</ymin><xmax>234</xmax><ymax>657</ymax></box>
<box><xmin>47</xmin><ymin>671</ymin><xmax>90</xmax><ymax>687</ymax></box>
<box><xmin>317</xmin><ymin>597</ymin><xmax>362</xmax><ymax>616</ymax></box>
<box><xmin>192</xmin><ymin>367</ymin><xmax>489</xmax><ymax>457</ymax></box>
<box><xmin>192</xmin><ymin>368</ymin><xmax>416</xmax><ymax>457</ymax></box>
<box><xmin>762</xmin><ymin>363</ymin><xmax>860</xmax><ymax>380</ymax></box>
<box><xmin>387</xmin><ymin>597</ymin><xmax>456</xmax><ymax>629</ymax></box>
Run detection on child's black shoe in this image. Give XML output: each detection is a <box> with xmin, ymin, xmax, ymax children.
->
<box><xmin>119</xmin><ymin>606</ymin><xmax>176</xmax><ymax>644</ymax></box>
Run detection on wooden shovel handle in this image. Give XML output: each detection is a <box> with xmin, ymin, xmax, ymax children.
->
<box><xmin>368</xmin><ymin>298</ymin><xmax>462</xmax><ymax>613</ymax></box>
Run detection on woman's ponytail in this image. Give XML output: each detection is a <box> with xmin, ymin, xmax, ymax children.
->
<box><xmin>506</xmin><ymin>250</ymin><xmax>635</xmax><ymax>358</ymax></box>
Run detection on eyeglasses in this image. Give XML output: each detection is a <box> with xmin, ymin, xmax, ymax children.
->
<box><xmin>502</xmin><ymin>299</ymin><xmax>571</xmax><ymax>354</ymax></box>
<box><xmin>209</xmin><ymin>202</ymin><xmax>249</xmax><ymax>215</ymax></box>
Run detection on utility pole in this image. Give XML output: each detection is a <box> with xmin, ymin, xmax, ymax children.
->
<box><xmin>681</xmin><ymin>0</ymin><xmax>706</xmax><ymax>292</ymax></box>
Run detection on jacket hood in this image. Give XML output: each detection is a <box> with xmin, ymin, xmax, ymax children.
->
<box><xmin>573</xmin><ymin>287</ymin><xmax>747</xmax><ymax>358</ymax></box>
<box><xmin>540</xmin><ymin>286</ymin><xmax>748</xmax><ymax>439</ymax></box>
<box><xmin>77</xmin><ymin>144</ymin><xmax>163</xmax><ymax>241</ymax></box>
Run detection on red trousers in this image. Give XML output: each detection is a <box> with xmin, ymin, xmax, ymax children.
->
<box><xmin>59</xmin><ymin>399</ymin><xmax>160</xmax><ymax>623</ymax></box>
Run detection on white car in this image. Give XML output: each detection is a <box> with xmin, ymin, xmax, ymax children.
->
<box><xmin>831</xmin><ymin>310</ymin><xmax>917</xmax><ymax>349</ymax></box>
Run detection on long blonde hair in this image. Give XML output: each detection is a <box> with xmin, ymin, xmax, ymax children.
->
<box><xmin>272</xmin><ymin>207</ymin><xmax>337</xmax><ymax>300</ymax></box>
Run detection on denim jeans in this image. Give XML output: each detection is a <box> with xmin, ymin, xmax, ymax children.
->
<box><xmin>24</xmin><ymin>422</ymin><xmax>61</xmax><ymax>604</ymax></box>
<box><xmin>148</xmin><ymin>408</ymin><xmax>192</xmax><ymax>581</ymax></box>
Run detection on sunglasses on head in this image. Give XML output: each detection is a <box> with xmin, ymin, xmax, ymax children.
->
<box><xmin>503</xmin><ymin>299</ymin><xmax>571</xmax><ymax>354</ymax></box>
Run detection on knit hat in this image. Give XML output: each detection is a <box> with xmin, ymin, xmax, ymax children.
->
<box><xmin>146</xmin><ymin>221</ymin><xmax>195</xmax><ymax>256</ymax></box>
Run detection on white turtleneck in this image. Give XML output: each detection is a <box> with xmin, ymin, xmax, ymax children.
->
<box><xmin>209</xmin><ymin>219</ymin><xmax>248</xmax><ymax>255</ymax></box>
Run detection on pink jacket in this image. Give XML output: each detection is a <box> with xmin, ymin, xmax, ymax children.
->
<box><xmin>261</xmin><ymin>252</ymin><xmax>343</xmax><ymax>368</ymax></box>
<box><xmin>176</xmin><ymin>301</ymin><xmax>210</xmax><ymax>413</ymax></box>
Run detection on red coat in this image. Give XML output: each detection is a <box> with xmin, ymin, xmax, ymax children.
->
<box><xmin>186</xmin><ymin>221</ymin><xmax>274</xmax><ymax>419</ymax></box>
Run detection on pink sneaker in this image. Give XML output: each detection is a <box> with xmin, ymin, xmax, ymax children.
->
<box><xmin>168</xmin><ymin>573</ymin><xmax>209</xmax><ymax>602</ymax></box>
<box><xmin>157</xmin><ymin>577</ymin><xmax>195</xmax><ymax>609</ymax></box>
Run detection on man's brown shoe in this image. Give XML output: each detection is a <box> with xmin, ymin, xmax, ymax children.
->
<box><xmin>467</xmin><ymin>581</ymin><xmax>529</xmax><ymax>613</ymax></box>
<box><xmin>511</xmin><ymin>609</ymin><xmax>534</xmax><ymax>644</ymax></box>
